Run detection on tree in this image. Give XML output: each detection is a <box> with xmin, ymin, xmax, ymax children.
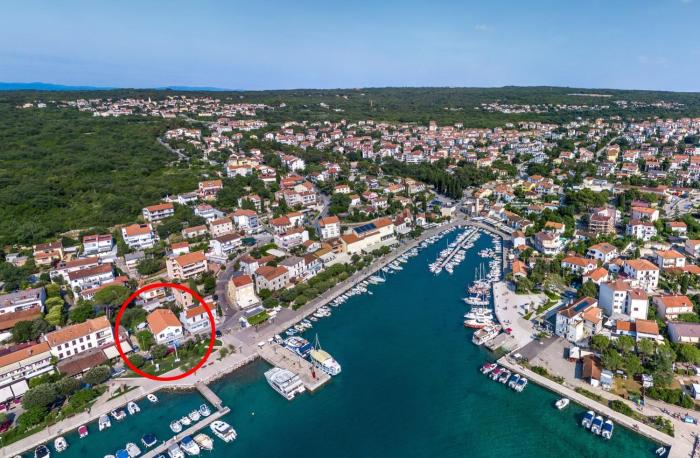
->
<box><xmin>590</xmin><ymin>335</ymin><xmax>610</xmax><ymax>353</ymax></box>
<box><xmin>55</xmin><ymin>377</ymin><xmax>81</xmax><ymax>397</ymax></box>
<box><xmin>45</xmin><ymin>296</ymin><xmax>64</xmax><ymax>309</ymax></box>
<box><xmin>121</xmin><ymin>307</ymin><xmax>147</xmax><ymax>330</ymax></box>
<box><xmin>93</xmin><ymin>285</ymin><xmax>131</xmax><ymax>308</ymax></box>
<box><xmin>69</xmin><ymin>302</ymin><xmax>95</xmax><ymax>323</ymax></box>
<box><xmin>637</xmin><ymin>339</ymin><xmax>655</xmax><ymax>359</ymax></box>
<box><xmin>602</xmin><ymin>348</ymin><xmax>623</xmax><ymax>371</ymax></box>
<box><xmin>130</xmin><ymin>354</ymin><xmax>145</xmax><ymax>368</ymax></box>
<box><xmin>17</xmin><ymin>406</ymin><xmax>47</xmax><ymax>429</ymax></box>
<box><xmin>21</xmin><ymin>383</ymin><xmax>58</xmax><ymax>410</ymax></box>
<box><xmin>150</xmin><ymin>344</ymin><xmax>169</xmax><ymax>360</ymax></box>
<box><xmin>137</xmin><ymin>330</ymin><xmax>155</xmax><ymax>350</ymax></box>
<box><xmin>30</xmin><ymin>319</ymin><xmax>54</xmax><ymax>340</ymax></box>
<box><xmin>577</xmin><ymin>281</ymin><xmax>598</xmax><ymax>299</ymax></box>
<box><xmin>83</xmin><ymin>366</ymin><xmax>111</xmax><ymax>385</ymax></box>
<box><xmin>45</xmin><ymin>304</ymin><xmax>64</xmax><ymax>326</ymax></box>
<box><xmin>616</xmin><ymin>335</ymin><xmax>635</xmax><ymax>354</ymax></box>
<box><xmin>624</xmin><ymin>354</ymin><xmax>643</xmax><ymax>376</ymax></box>
<box><xmin>328</xmin><ymin>193</ymin><xmax>350</xmax><ymax>215</ymax></box>
<box><xmin>678</xmin><ymin>344</ymin><xmax>700</xmax><ymax>365</ymax></box>
<box><xmin>12</xmin><ymin>320</ymin><xmax>33</xmax><ymax>342</ymax></box>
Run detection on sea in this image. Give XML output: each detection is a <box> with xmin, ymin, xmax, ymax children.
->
<box><xmin>35</xmin><ymin>229</ymin><xmax>659</xmax><ymax>458</ymax></box>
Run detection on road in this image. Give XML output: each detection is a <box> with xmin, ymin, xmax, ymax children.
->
<box><xmin>157</xmin><ymin>137</ymin><xmax>189</xmax><ymax>161</ymax></box>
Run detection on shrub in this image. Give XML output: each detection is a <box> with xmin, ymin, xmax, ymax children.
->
<box><xmin>83</xmin><ymin>366</ymin><xmax>111</xmax><ymax>385</ymax></box>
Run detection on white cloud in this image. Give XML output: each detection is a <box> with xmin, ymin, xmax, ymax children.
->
<box><xmin>474</xmin><ymin>24</ymin><xmax>491</xmax><ymax>32</ymax></box>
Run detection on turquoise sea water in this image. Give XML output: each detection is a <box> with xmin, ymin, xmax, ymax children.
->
<box><xmin>39</xmin><ymin>231</ymin><xmax>659</xmax><ymax>458</ymax></box>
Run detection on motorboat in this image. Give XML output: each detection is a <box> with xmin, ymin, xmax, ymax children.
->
<box><xmin>472</xmin><ymin>324</ymin><xmax>501</xmax><ymax>345</ymax></box>
<box><xmin>582</xmin><ymin>410</ymin><xmax>595</xmax><ymax>428</ymax></box>
<box><xmin>591</xmin><ymin>415</ymin><xmax>604</xmax><ymax>435</ymax></box>
<box><xmin>99</xmin><ymin>414</ymin><xmax>112</xmax><ymax>431</ymax></box>
<box><xmin>656</xmin><ymin>447</ymin><xmax>667</xmax><ymax>456</ymax></box>
<box><xmin>601</xmin><ymin>419</ymin><xmax>614</xmax><ymax>439</ymax></box>
<box><xmin>180</xmin><ymin>435</ymin><xmax>200</xmax><ymax>456</ymax></box>
<box><xmin>167</xmin><ymin>444</ymin><xmax>185</xmax><ymax>458</ymax></box>
<box><xmin>78</xmin><ymin>425</ymin><xmax>88</xmax><ymax>438</ymax></box>
<box><xmin>127</xmin><ymin>401</ymin><xmax>140</xmax><ymax>415</ymax></box>
<box><xmin>141</xmin><ymin>433</ymin><xmax>158</xmax><ymax>448</ymax></box>
<box><xmin>508</xmin><ymin>373</ymin><xmax>521</xmax><ymax>389</ymax></box>
<box><xmin>111</xmin><ymin>409</ymin><xmax>127</xmax><ymax>421</ymax></box>
<box><xmin>147</xmin><ymin>394</ymin><xmax>158</xmax><ymax>403</ymax></box>
<box><xmin>54</xmin><ymin>437</ymin><xmax>68</xmax><ymax>453</ymax></box>
<box><xmin>498</xmin><ymin>369</ymin><xmax>511</xmax><ymax>383</ymax></box>
<box><xmin>479</xmin><ymin>363</ymin><xmax>497</xmax><ymax>374</ymax></box>
<box><xmin>265</xmin><ymin>367</ymin><xmax>306</xmax><ymax>400</ymax></box>
<box><xmin>309</xmin><ymin>334</ymin><xmax>341</xmax><ymax>376</ymax></box>
<box><xmin>555</xmin><ymin>398</ymin><xmax>570</xmax><ymax>410</ymax></box>
<box><xmin>283</xmin><ymin>336</ymin><xmax>313</xmax><ymax>358</ymax></box>
<box><xmin>514</xmin><ymin>377</ymin><xmax>528</xmax><ymax>392</ymax></box>
<box><xmin>105</xmin><ymin>455</ymin><xmax>116</xmax><ymax>458</ymax></box>
<box><xmin>170</xmin><ymin>420</ymin><xmax>182</xmax><ymax>433</ymax></box>
<box><xmin>198</xmin><ymin>404</ymin><xmax>211</xmax><ymax>417</ymax></box>
<box><xmin>188</xmin><ymin>410</ymin><xmax>201</xmax><ymax>422</ymax></box>
<box><xmin>126</xmin><ymin>443</ymin><xmax>141</xmax><ymax>457</ymax></box>
<box><xmin>180</xmin><ymin>416</ymin><xmax>192</xmax><ymax>426</ymax></box>
<box><xmin>34</xmin><ymin>445</ymin><xmax>51</xmax><ymax>458</ymax></box>
<box><xmin>193</xmin><ymin>433</ymin><xmax>214</xmax><ymax>451</ymax></box>
<box><xmin>210</xmin><ymin>420</ymin><xmax>237</xmax><ymax>442</ymax></box>
<box><xmin>116</xmin><ymin>450</ymin><xmax>129</xmax><ymax>458</ymax></box>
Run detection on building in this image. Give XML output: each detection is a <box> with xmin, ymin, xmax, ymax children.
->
<box><xmin>166</xmin><ymin>251</ymin><xmax>208</xmax><ymax>280</ymax></box>
<box><xmin>0</xmin><ymin>342</ymin><xmax>54</xmax><ymax>403</ymax></box>
<box><xmin>198</xmin><ymin>179</ymin><xmax>223</xmax><ymax>200</ymax></box>
<box><xmin>588</xmin><ymin>207</ymin><xmax>617</xmax><ymax>234</ymax></box>
<box><xmin>209</xmin><ymin>217</ymin><xmax>234</xmax><ymax>238</ymax></box>
<box><xmin>180</xmin><ymin>304</ymin><xmax>212</xmax><ymax>335</ymax></box>
<box><xmin>533</xmin><ymin>231</ymin><xmax>563</xmax><ymax>256</ymax></box>
<box><xmin>279</xmin><ymin>256</ymin><xmax>305</xmax><ymax>279</ymax></box>
<box><xmin>68</xmin><ymin>264</ymin><xmax>114</xmax><ymax>291</ymax></box>
<box><xmin>598</xmin><ymin>280</ymin><xmax>649</xmax><ymax>320</ymax></box>
<box><xmin>232</xmin><ymin>209</ymin><xmax>260</xmax><ymax>233</ymax></box>
<box><xmin>626</xmin><ymin>220</ymin><xmax>657</xmax><ymax>241</ymax></box>
<box><xmin>561</xmin><ymin>256</ymin><xmax>596</xmax><ymax>275</ymax></box>
<box><xmin>121</xmin><ymin>223</ymin><xmax>159</xmax><ymax>249</ymax></box>
<box><xmin>182</xmin><ymin>225</ymin><xmax>208</xmax><ymax>239</ymax></box>
<box><xmin>227</xmin><ymin>275</ymin><xmax>259</xmax><ymax>309</ymax></box>
<box><xmin>317</xmin><ymin>216</ymin><xmax>341</xmax><ymax>240</ymax></box>
<box><xmin>33</xmin><ymin>241</ymin><xmax>63</xmax><ymax>266</ymax></box>
<box><xmin>623</xmin><ymin>259</ymin><xmax>660</xmax><ymax>291</ymax></box>
<box><xmin>273</xmin><ymin>227</ymin><xmax>309</xmax><ymax>250</ymax></box>
<box><xmin>654</xmin><ymin>249</ymin><xmax>686</xmax><ymax>270</ymax></box>
<box><xmin>340</xmin><ymin>217</ymin><xmax>396</xmax><ymax>255</ymax></box>
<box><xmin>653</xmin><ymin>295</ymin><xmax>694</xmax><ymax>320</ymax></box>
<box><xmin>668</xmin><ymin>322</ymin><xmax>700</xmax><ymax>344</ymax></box>
<box><xmin>586</xmin><ymin>243</ymin><xmax>618</xmax><ymax>264</ymax></box>
<box><xmin>147</xmin><ymin>309</ymin><xmax>183</xmax><ymax>345</ymax></box>
<box><xmin>52</xmin><ymin>256</ymin><xmax>100</xmax><ymax>283</ymax></box>
<box><xmin>613</xmin><ymin>319</ymin><xmax>662</xmax><ymax>342</ymax></box>
<box><xmin>0</xmin><ymin>287</ymin><xmax>46</xmax><ymax>314</ymax></box>
<box><xmin>685</xmin><ymin>240</ymin><xmax>700</xmax><ymax>258</ymax></box>
<box><xmin>254</xmin><ymin>265</ymin><xmax>290</xmax><ymax>292</ymax></box>
<box><xmin>142</xmin><ymin>202</ymin><xmax>175</xmax><ymax>222</ymax></box>
<box><xmin>554</xmin><ymin>297</ymin><xmax>603</xmax><ymax>343</ymax></box>
<box><xmin>631</xmin><ymin>206</ymin><xmax>659</xmax><ymax>222</ymax></box>
<box><xmin>44</xmin><ymin>316</ymin><xmax>115</xmax><ymax>360</ymax></box>
<box><xmin>667</xmin><ymin>221</ymin><xmax>688</xmax><ymax>237</ymax></box>
<box><xmin>82</xmin><ymin>234</ymin><xmax>114</xmax><ymax>255</ymax></box>
<box><xmin>583</xmin><ymin>267</ymin><xmax>609</xmax><ymax>285</ymax></box>
<box><xmin>210</xmin><ymin>233</ymin><xmax>242</xmax><ymax>257</ymax></box>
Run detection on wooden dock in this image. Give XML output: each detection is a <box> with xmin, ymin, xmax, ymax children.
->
<box><xmin>258</xmin><ymin>343</ymin><xmax>330</xmax><ymax>392</ymax></box>
<box><xmin>142</xmin><ymin>406</ymin><xmax>231</xmax><ymax>458</ymax></box>
<box><xmin>196</xmin><ymin>382</ymin><xmax>224</xmax><ymax>410</ymax></box>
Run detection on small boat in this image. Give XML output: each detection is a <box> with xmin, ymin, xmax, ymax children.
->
<box><xmin>582</xmin><ymin>410</ymin><xmax>595</xmax><ymax>429</ymax></box>
<box><xmin>78</xmin><ymin>425</ymin><xmax>89</xmax><ymax>438</ymax></box>
<box><xmin>126</xmin><ymin>443</ymin><xmax>141</xmax><ymax>457</ymax></box>
<box><xmin>35</xmin><ymin>445</ymin><xmax>51</xmax><ymax>458</ymax></box>
<box><xmin>193</xmin><ymin>433</ymin><xmax>214</xmax><ymax>451</ymax></box>
<box><xmin>116</xmin><ymin>451</ymin><xmax>129</xmax><ymax>458</ymax></box>
<box><xmin>656</xmin><ymin>446</ymin><xmax>667</xmax><ymax>456</ymax></box>
<box><xmin>514</xmin><ymin>377</ymin><xmax>528</xmax><ymax>392</ymax></box>
<box><xmin>555</xmin><ymin>398</ymin><xmax>570</xmax><ymax>410</ymax></box>
<box><xmin>591</xmin><ymin>415</ymin><xmax>604</xmax><ymax>435</ymax></box>
<box><xmin>188</xmin><ymin>410</ymin><xmax>201</xmax><ymax>422</ymax></box>
<box><xmin>54</xmin><ymin>437</ymin><xmax>68</xmax><ymax>453</ymax></box>
<box><xmin>170</xmin><ymin>420</ymin><xmax>182</xmax><ymax>433</ymax></box>
<box><xmin>498</xmin><ymin>369</ymin><xmax>511</xmax><ymax>383</ymax></box>
<box><xmin>508</xmin><ymin>373</ymin><xmax>521</xmax><ymax>389</ymax></box>
<box><xmin>601</xmin><ymin>419</ymin><xmax>614</xmax><ymax>439</ymax></box>
<box><xmin>127</xmin><ymin>401</ymin><xmax>141</xmax><ymax>415</ymax></box>
<box><xmin>180</xmin><ymin>435</ymin><xmax>200</xmax><ymax>455</ymax></box>
<box><xmin>180</xmin><ymin>416</ymin><xmax>192</xmax><ymax>426</ymax></box>
<box><xmin>198</xmin><ymin>404</ymin><xmax>211</xmax><ymax>417</ymax></box>
<box><xmin>141</xmin><ymin>433</ymin><xmax>158</xmax><ymax>448</ymax></box>
<box><xmin>210</xmin><ymin>420</ymin><xmax>237</xmax><ymax>442</ymax></box>
<box><xmin>99</xmin><ymin>414</ymin><xmax>112</xmax><ymax>431</ymax></box>
<box><xmin>147</xmin><ymin>394</ymin><xmax>158</xmax><ymax>403</ymax></box>
<box><xmin>479</xmin><ymin>363</ymin><xmax>497</xmax><ymax>374</ymax></box>
<box><xmin>111</xmin><ymin>409</ymin><xmax>127</xmax><ymax>421</ymax></box>
<box><xmin>167</xmin><ymin>444</ymin><xmax>185</xmax><ymax>458</ymax></box>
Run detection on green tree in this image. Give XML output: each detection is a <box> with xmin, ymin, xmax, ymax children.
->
<box><xmin>93</xmin><ymin>285</ymin><xmax>131</xmax><ymax>308</ymax></box>
<box><xmin>678</xmin><ymin>344</ymin><xmax>700</xmax><ymax>365</ymax></box>
<box><xmin>44</xmin><ymin>296</ymin><xmax>64</xmax><ymax>309</ymax></box>
<box><xmin>137</xmin><ymin>330</ymin><xmax>155</xmax><ymax>350</ymax></box>
<box><xmin>590</xmin><ymin>335</ymin><xmax>610</xmax><ymax>352</ymax></box>
<box><xmin>83</xmin><ymin>366</ymin><xmax>111</xmax><ymax>385</ymax></box>
<box><xmin>12</xmin><ymin>320</ymin><xmax>33</xmax><ymax>342</ymax></box>
<box><xmin>55</xmin><ymin>377</ymin><xmax>81</xmax><ymax>397</ymax></box>
<box><xmin>16</xmin><ymin>407</ymin><xmax>47</xmax><ymax>429</ymax></box>
<box><xmin>637</xmin><ymin>339</ymin><xmax>655</xmax><ymax>359</ymax></box>
<box><xmin>624</xmin><ymin>354</ymin><xmax>643</xmax><ymax>376</ymax></box>
<box><xmin>616</xmin><ymin>335</ymin><xmax>635</xmax><ymax>354</ymax></box>
<box><xmin>45</xmin><ymin>304</ymin><xmax>64</xmax><ymax>326</ymax></box>
<box><xmin>21</xmin><ymin>383</ymin><xmax>58</xmax><ymax>410</ymax></box>
<box><xmin>602</xmin><ymin>348</ymin><xmax>623</xmax><ymax>371</ymax></box>
<box><xmin>69</xmin><ymin>302</ymin><xmax>95</xmax><ymax>323</ymax></box>
<box><xmin>130</xmin><ymin>354</ymin><xmax>145</xmax><ymax>368</ymax></box>
<box><xmin>577</xmin><ymin>281</ymin><xmax>598</xmax><ymax>299</ymax></box>
<box><xmin>150</xmin><ymin>344</ymin><xmax>169</xmax><ymax>360</ymax></box>
<box><xmin>30</xmin><ymin>318</ymin><xmax>54</xmax><ymax>340</ymax></box>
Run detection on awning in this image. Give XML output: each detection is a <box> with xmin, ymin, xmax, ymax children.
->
<box><xmin>10</xmin><ymin>380</ymin><xmax>28</xmax><ymax>397</ymax></box>
<box><xmin>0</xmin><ymin>386</ymin><xmax>13</xmax><ymax>403</ymax></box>
<box><xmin>103</xmin><ymin>341</ymin><xmax>133</xmax><ymax>359</ymax></box>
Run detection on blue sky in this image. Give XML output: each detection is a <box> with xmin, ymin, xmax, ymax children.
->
<box><xmin>1</xmin><ymin>0</ymin><xmax>699</xmax><ymax>91</ymax></box>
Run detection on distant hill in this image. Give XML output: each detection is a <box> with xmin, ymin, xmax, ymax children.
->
<box><xmin>0</xmin><ymin>82</ymin><xmax>232</xmax><ymax>91</ymax></box>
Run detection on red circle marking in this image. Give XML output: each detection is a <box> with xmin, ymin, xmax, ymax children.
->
<box><xmin>113</xmin><ymin>282</ymin><xmax>216</xmax><ymax>382</ymax></box>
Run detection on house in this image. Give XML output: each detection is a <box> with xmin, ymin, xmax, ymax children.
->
<box><xmin>44</xmin><ymin>316</ymin><xmax>116</xmax><ymax>360</ymax></box>
<box><xmin>561</xmin><ymin>256</ymin><xmax>596</xmax><ymax>275</ymax></box>
<box><xmin>653</xmin><ymin>295</ymin><xmax>694</xmax><ymax>320</ymax></box>
<box><xmin>180</xmin><ymin>304</ymin><xmax>212</xmax><ymax>335</ymax></box>
<box><xmin>166</xmin><ymin>251</ymin><xmax>208</xmax><ymax>280</ymax></box>
<box><xmin>194</xmin><ymin>204</ymin><xmax>223</xmax><ymax>222</ymax></box>
<box><xmin>685</xmin><ymin>240</ymin><xmax>700</xmax><ymax>258</ymax></box>
<box><xmin>147</xmin><ymin>309</ymin><xmax>184</xmax><ymax>345</ymax></box>
<box><xmin>51</xmin><ymin>256</ymin><xmax>100</xmax><ymax>283</ymax></box>
<box><xmin>210</xmin><ymin>233</ymin><xmax>242</xmax><ymax>257</ymax></box>
<box><xmin>123</xmin><ymin>251</ymin><xmax>145</xmax><ymax>274</ymax></box>
<box><xmin>623</xmin><ymin>259</ymin><xmax>660</xmax><ymax>291</ymax></box>
<box><xmin>209</xmin><ymin>217</ymin><xmax>234</xmax><ymax>238</ymax></box>
<box><xmin>626</xmin><ymin>220</ymin><xmax>657</xmax><ymax>241</ymax></box>
<box><xmin>583</xmin><ymin>267</ymin><xmax>609</xmax><ymax>285</ymax></box>
<box><xmin>614</xmin><ymin>319</ymin><xmax>662</xmax><ymax>342</ymax></box>
<box><xmin>254</xmin><ymin>265</ymin><xmax>290</xmax><ymax>292</ymax></box>
<box><xmin>33</xmin><ymin>241</ymin><xmax>63</xmax><ymax>266</ymax></box>
<box><xmin>171</xmin><ymin>241</ymin><xmax>190</xmax><ymax>256</ymax></box>
<box><xmin>340</xmin><ymin>217</ymin><xmax>396</xmax><ymax>255</ymax></box>
<box><xmin>653</xmin><ymin>249</ymin><xmax>686</xmax><ymax>271</ymax></box>
<box><xmin>198</xmin><ymin>179</ymin><xmax>223</xmax><ymax>200</ymax></box>
<box><xmin>533</xmin><ymin>231</ymin><xmax>563</xmax><ymax>256</ymax></box>
<box><xmin>334</xmin><ymin>184</ymin><xmax>351</xmax><ymax>194</ymax></box>
<box><xmin>631</xmin><ymin>206</ymin><xmax>659</xmax><ymax>222</ymax></box>
<box><xmin>588</xmin><ymin>207</ymin><xmax>617</xmax><ymax>234</ymax></box>
<box><xmin>0</xmin><ymin>342</ymin><xmax>53</xmax><ymax>402</ymax></box>
<box><xmin>121</xmin><ymin>223</ymin><xmax>159</xmax><ymax>249</ymax></box>
<box><xmin>554</xmin><ymin>297</ymin><xmax>603</xmax><ymax>343</ymax></box>
<box><xmin>511</xmin><ymin>260</ymin><xmax>527</xmax><ymax>278</ymax></box>
<box><xmin>269</xmin><ymin>216</ymin><xmax>293</xmax><ymax>234</ymax></box>
<box><xmin>68</xmin><ymin>264</ymin><xmax>114</xmax><ymax>291</ymax></box>
<box><xmin>273</xmin><ymin>227</ymin><xmax>309</xmax><ymax>250</ymax></box>
<box><xmin>582</xmin><ymin>355</ymin><xmax>603</xmax><ymax>387</ymax></box>
<box><xmin>279</xmin><ymin>256</ymin><xmax>306</xmax><ymax>279</ymax></box>
<box><xmin>668</xmin><ymin>322</ymin><xmax>700</xmax><ymax>344</ymax></box>
<box><xmin>227</xmin><ymin>275</ymin><xmax>259</xmax><ymax>309</ymax></box>
<box><xmin>667</xmin><ymin>221</ymin><xmax>688</xmax><ymax>237</ymax></box>
<box><xmin>0</xmin><ymin>287</ymin><xmax>46</xmax><ymax>314</ymax></box>
<box><xmin>182</xmin><ymin>225</ymin><xmax>208</xmax><ymax>240</ymax></box>
<box><xmin>544</xmin><ymin>221</ymin><xmax>565</xmax><ymax>235</ymax></box>
<box><xmin>142</xmin><ymin>203</ymin><xmax>175</xmax><ymax>222</ymax></box>
<box><xmin>598</xmin><ymin>280</ymin><xmax>649</xmax><ymax>320</ymax></box>
<box><xmin>232</xmin><ymin>209</ymin><xmax>260</xmax><ymax>233</ymax></box>
<box><xmin>317</xmin><ymin>216</ymin><xmax>341</xmax><ymax>240</ymax></box>
<box><xmin>83</xmin><ymin>234</ymin><xmax>113</xmax><ymax>255</ymax></box>
<box><xmin>586</xmin><ymin>243</ymin><xmax>618</xmax><ymax>264</ymax></box>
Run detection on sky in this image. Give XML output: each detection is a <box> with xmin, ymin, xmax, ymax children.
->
<box><xmin>1</xmin><ymin>0</ymin><xmax>699</xmax><ymax>91</ymax></box>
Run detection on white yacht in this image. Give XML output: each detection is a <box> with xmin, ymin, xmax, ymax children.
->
<box><xmin>265</xmin><ymin>367</ymin><xmax>306</xmax><ymax>400</ymax></box>
<box><xmin>125</xmin><ymin>442</ymin><xmax>141</xmax><ymax>457</ymax></box>
<box><xmin>188</xmin><ymin>410</ymin><xmax>201</xmax><ymax>422</ymax></box>
<box><xmin>170</xmin><ymin>420</ymin><xmax>182</xmax><ymax>433</ymax></box>
<box><xmin>147</xmin><ymin>394</ymin><xmax>158</xmax><ymax>403</ymax></box>
<box><xmin>193</xmin><ymin>433</ymin><xmax>214</xmax><ymax>451</ymax></box>
<box><xmin>601</xmin><ymin>419</ymin><xmax>614</xmax><ymax>439</ymax></box>
<box><xmin>472</xmin><ymin>324</ymin><xmax>501</xmax><ymax>345</ymax></box>
<box><xmin>34</xmin><ymin>445</ymin><xmax>50</xmax><ymax>458</ymax></box>
<box><xmin>555</xmin><ymin>398</ymin><xmax>570</xmax><ymax>410</ymax></box>
<box><xmin>309</xmin><ymin>335</ymin><xmax>341</xmax><ymax>376</ymax></box>
<box><xmin>127</xmin><ymin>401</ymin><xmax>140</xmax><ymax>415</ymax></box>
<box><xmin>210</xmin><ymin>420</ymin><xmax>237</xmax><ymax>442</ymax></box>
<box><xmin>198</xmin><ymin>404</ymin><xmax>211</xmax><ymax>417</ymax></box>
<box><xmin>179</xmin><ymin>436</ymin><xmax>200</xmax><ymax>456</ymax></box>
<box><xmin>111</xmin><ymin>409</ymin><xmax>127</xmax><ymax>421</ymax></box>
<box><xmin>54</xmin><ymin>437</ymin><xmax>68</xmax><ymax>453</ymax></box>
<box><xmin>180</xmin><ymin>416</ymin><xmax>192</xmax><ymax>426</ymax></box>
<box><xmin>99</xmin><ymin>414</ymin><xmax>111</xmax><ymax>431</ymax></box>
<box><xmin>167</xmin><ymin>444</ymin><xmax>185</xmax><ymax>458</ymax></box>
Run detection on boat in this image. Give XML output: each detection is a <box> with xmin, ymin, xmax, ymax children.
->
<box><xmin>656</xmin><ymin>446</ymin><xmax>667</xmax><ymax>456</ymax></box>
<box><xmin>127</xmin><ymin>401</ymin><xmax>140</xmax><ymax>415</ymax></box>
<box><xmin>489</xmin><ymin>367</ymin><xmax>502</xmax><ymax>381</ymax></box>
<box><xmin>111</xmin><ymin>409</ymin><xmax>127</xmax><ymax>421</ymax></box>
<box><xmin>210</xmin><ymin>420</ymin><xmax>237</xmax><ymax>442</ymax></box>
<box><xmin>497</xmin><ymin>369</ymin><xmax>511</xmax><ymax>383</ymax></box>
<box><xmin>141</xmin><ymin>434</ymin><xmax>158</xmax><ymax>448</ymax></box>
<box><xmin>54</xmin><ymin>437</ymin><xmax>68</xmax><ymax>453</ymax></box>
<box><xmin>283</xmin><ymin>336</ymin><xmax>313</xmax><ymax>358</ymax></box>
<box><xmin>116</xmin><ymin>450</ymin><xmax>129</xmax><ymax>458</ymax></box>
<box><xmin>514</xmin><ymin>377</ymin><xmax>528</xmax><ymax>392</ymax></box>
<box><xmin>147</xmin><ymin>394</ymin><xmax>158</xmax><ymax>403</ymax></box>
<box><xmin>508</xmin><ymin>373</ymin><xmax>521</xmax><ymax>388</ymax></box>
<box><xmin>198</xmin><ymin>404</ymin><xmax>211</xmax><ymax>417</ymax></box>
<box><xmin>193</xmin><ymin>433</ymin><xmax>214</xmax><ymax>451</ymax></box>
<box><xmin>167</xmin><ymin>444</ymin><xmax>185</xmax><ymax>458</ymax></box>
<box><xmin>35</xmin><ymin>446</ymin><xmax>51</xmax><ymax>458</ymax></box>
<box><xmin>555</xmin><ymin>398</ymin><xmax>570</xmax><ymax>410</ymax></box>
<box><xmin>180</xmin><ymin>435</ymin><xmax>200</xmax><ymax>455</ymax></box>
<box><xmin>582</xmin><ymin>410</ymin><xmax>595</xmax><ymax>428</ymax></box>
<box><xmin>601</xmin><ymin>419</ymin><xmax>614</xmax><ymax>439</ymax></box>
<box><xmin>99</xmin><ymin>414</ymin><xmax>112</xmax><ymax>431</ymax></box>
<box><xmin>180</xmin><ymin>416</ymin><xmax>192</xmax><ymax>426</ymax></box>
<box><xmin>479</xmin><ymin>363</ymin><xmax>497</xmax><ymax>374</ymax></box>
<box><xmin>265</xmin><ymin>367</ymin><xmax>306</xmax><ymax>400</ymax></box>
<box><xmin>472</xmin><ymin>324</ymin><xmax>501</xmax><ymax>345</ymax></box>
<box><xmin>309</xmin><ymin>335</ymin><xmax>341</xmax><ymax>376</ymax></box>
<box><xmin>170</xmin><ymin>420</ymin><xmax>182</xmax><ymax>433</ymax></box>
<box><xmin>188</xmin><ymin>410</ymin><xmax>201</xmax><ymax>422</ymax></box>
<box><xmin>126</xmin><ymin>443</ymin><xmax>141</xmax><ymax>457</ymax></box>
<box><xmin>591</xmin><ymin>415</ymin><xmax>604</xmax><ymax>435</ymax></box>
<box><xmin>78</xmin><ymin>425</ymin><xmax>88</xmax><ymax>438</ymax></box>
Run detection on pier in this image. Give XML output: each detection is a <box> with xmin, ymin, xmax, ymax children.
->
<box><xmin>196</xmin><ymin>382</ymin><xmax>224</xmax><ymax>411</ymax></box>
<box><xmin>258</xmin><ymin>343</ymin><xmax>330</xmax><ymax>392</ymax></box>
<box><xmin>432</xmin><ymin>227</ymin><xmax>480</xmax><ymax>271</ymax></box>
<box><xmin>142</xmin><ymin>406</ymin><xmax>231</xmax><ymax>458</ymax></box>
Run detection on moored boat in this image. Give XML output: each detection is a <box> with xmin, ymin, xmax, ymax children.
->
<box><xmin>507</xmin><ymin>373</ymin><xmax>520</xmax><ymax>388</ymax></box>
<box><xmin>78</xmin><ymin>425</ymin><xmax>88</xmax><ymax>438</ymax></box>
<box><xmin>283</xmin><ymin>336</ymin><xmax>313</xmax><ymax>358</ymax></box>
<box><xmin>111</xmin><ymin>409</ymin><xmax>127</xmax><ymax>421</ymax></box>
<box><xmin>127</xmin><ymin>401</ymin><xmax>140</xmax><ymax>415</ymax></box>
<box><xmin>591</xmin><ymin>415</ymin><xmax>604</xmax><ymax>435</ymax></box>
<box><xmin>188</xmin><ymin>410</ymin><xmax>201</xmax><ymax>422</ymax></box>
<box><xmin>582</xmin><ymin>410</ymin><xmax>595</xmax><ymax>428</ymax></box>
<box><xmin>199</xmin><ymin>404</ymin><xmax>211</xmax><ymax>417</ymax></box>
<box><xmin>167</xmin><ymin>444</ymin><xmax>185</xmax><ymax>458</ymax></box>
<box><xmin>99</xmin><ymin>414</ymin><xmax>112</xmax><ymax>431</ymax></box>
<box><xmin>141</xmin><ymin>433</ymin><xmax>157</xmax><ymax>448</ymax></box>
<box><xmin>170</xmin><ymin>420</ymin><xmax>182</xmax><ymax>433</ymax></box>
<box><xmin>264</xmin><ymin>367</ymin><xmax>306</xmax><ymax>400</ymax></box>
<box><xmin>514</xmin><ymin>377</ymin><xmax>528</xmax><ymax>392</ymax></box>
<box><xmin>555</xmin><ymin>398</ymin><xmax>570</xmax><ymax>410</ymax></box>
<box><xmin>54</xmin><ymin>437</ymin><xmax>68</xmax><ymax>453</ymax></box>
<box><xmin>193</xmin><ymin>433</ymin><xmax>214</xmax><ymax>451</ymax></box>
<box><xmin>126</xmin><ymin>443</ymin><xmax>141</xmax><ymax>457</ymax></box>
<box><xmin>601</xmin><ymin>419</ymin><xmax>614</xmax><ymax>439</ymax></box>
<box><xmin>210</xmin><ymin>420</ymin><xmax>237</xmax><ymax>442</ymax></box>
<box><xmin>180</xmin><ymin>415</ymin><xmax>192</xmax><ymax>426</ymax></box>
<box><xmin>498</xmin><ymin>369</ymin><xmax>511</xmax><ymax>383</ymax></box>
<box><xmin>180</xmin><ymin>435</ymin><xmax>200</xmax><ymax>455</ymax></box>
<box><xmin>116</xmin><ymin>450</ymin><xmax>129</xmax><ymax>458</ymax></box>
<box><xmin>479</xmin><ymin>363</ymin><xmax>497</xmax><ymax>374</ymax></box>
<box><xmin>35</xmin><ymin>445</ymin><xmax>51</xmax><ymax>458</ymax></box>
<box><xmin>147</xmin><ymin>393</ymin><xmax>158</xmax><ymax>403</ymax></box>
